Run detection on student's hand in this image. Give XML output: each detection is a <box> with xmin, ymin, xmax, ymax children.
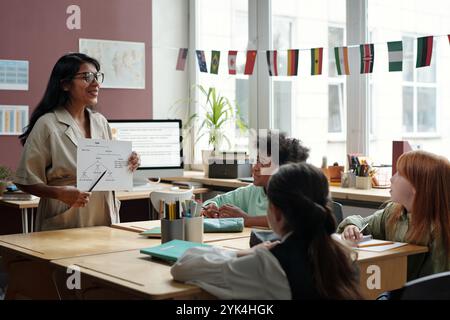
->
<box><xmin>218</xmin><ymin>204</ymin><xmax>248</xmax><ymax>219</ymax></box>
<box><xmin>342</xmin><ymin>225</ymin><xmax>363</xmax><ymax>241</ymax></box>
<box><xmin>202</xmin><ymin>203</ymin><xmax>220</xmax><ymax>218</ymax></box>
<box><xmin>128</xmin><ymin>151</ymin><xmax>140</xmax><ymax>172</ymax></box>
<box><xmin>58</xmin><ymin>186</ymin><xmax>91</xmax><ymax>208</ymax></box>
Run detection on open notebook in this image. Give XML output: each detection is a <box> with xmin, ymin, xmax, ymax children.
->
<box><xmin>332</xmin><ymin>233</ymin><xmax>407</xmax><ymax>252</ymax></box>
<box><xmin>354</xmin><ymin>235</ymin><xmax>407</xmax><ymax>252</ymax></box>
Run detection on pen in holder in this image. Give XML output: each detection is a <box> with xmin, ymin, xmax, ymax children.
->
<box><xmin>355</xmin><ymin>176</ymin><xmax>372</xmax><ymax>190</ymax></box>
<box><xmin>184</xmin><ymin>216</ymin><xmax>204</xmax><ymax>243</ymax></box>
<box><xmin>161</xmin><ymin>200</ymin><xmax>185</xmax><ymax>243</ymax></box>
<box><xmin>161</xmin><ymin>218</ymin><xmax>185</xmax><ymax>243</ymax></box>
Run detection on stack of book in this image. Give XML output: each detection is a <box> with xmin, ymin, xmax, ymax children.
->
<box><xmin>1</xmin><ymin>191</ymin><xmax>38</xmax><ymax>201</ymax></box>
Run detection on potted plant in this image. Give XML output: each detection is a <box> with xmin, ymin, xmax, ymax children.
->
<box><xmin>194</xmin><ymin>85</ymin><xmax>247</xmax><ymax>175</ymax></box>
<box><xmin>0</xmin><ymin>166</ymin><xmax>13</xmax><ymax>196</ymax></box>
<box><xmin>169</xmin><ymin>85</ymin><xmax>248</xmax><ymax>176</ymax></box>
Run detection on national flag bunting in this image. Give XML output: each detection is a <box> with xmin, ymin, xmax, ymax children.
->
<box><xmin>310</xmin><ymin>48</ymin><xmax>323</xmax><ymax>75</ymax></box>
<box><xmin>176</xmin><ymin>48</ymin><xmax>188</xmax><ymax>71</ymax></box>
<box><xmin>360</xmin><ymin>44</ymin><xmax>375</xmax><ymax>74</ymax></box>
<box><xmin>228</xmin><ymin>50</ymin><xmax>238</xmax><ymax>75</ymax></box>
<box><xmin>196</xmin><ymin>50</ymin><xmax>208</xmax><ymax>73</ymax></box>
<box><xmin>210</xmin><ymin>50</ymin><xmax>221</xmax><ymax>74</ymax></box>
<box><xmin>287</xmin><ymin>49</ymin><xmax>299</xmax><ymax>76</ymax></box>
<box><xmin>334</xmin><ymin>47</ymin><xmax>350</xmax><ymax>75</ymax></box>
<box><xmin>387</xmin><ymin>41</ymin><xmax>403</xmax><ymax>72</ymax></box>
<box><xmin>416</xmin><ymin>36</ymin><xmax>433</xmax><ymax>68</ymax></box>
<box><xmin>266</xmin><ymin>50</ymin><xmax>278</xmax><ymax>76</ymax></box>
<box><xmin>244</xmin><ymin>50</ymin><xmax>257</xmax><ymax>75</ymax></box>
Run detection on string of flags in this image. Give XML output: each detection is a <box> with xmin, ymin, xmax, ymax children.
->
<box><xmin>175</xmin><ymin>35</ymin><xmax>450</xmax><ymax>76</ymax></box>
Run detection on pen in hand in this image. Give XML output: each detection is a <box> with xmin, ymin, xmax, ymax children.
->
<box><xmin>359</xmin><ymin>223</ymin><xmax>369</xmax><ymax>234</ymax></box>
<box><xmin>88</xmin><ymin>170</ymin><xmax>107</xmax><ymax>192</ymax></box>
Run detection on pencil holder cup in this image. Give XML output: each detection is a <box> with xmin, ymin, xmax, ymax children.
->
<box><xmin>161</xmin><ymin>218</ymin><xmax>185</xmax><ymax>243</ymax></box>
<box><xmin>348</xmin><ymin>172</ymin><xmax>356</xmax><ymax>188</ymax></box>
<box><xmin>355</xmin><ymin>176</ymin><xmax>372</xmax><ymax>190</ymax></box>
<box><xmin>340</xmin><ymin>171</ymin><xmax>350</xmax><ymax>188</ymax></box>
<box><xmin>184</xmin><ymin>216</ymin><xmax>204</xmax><ymax>243</ymax></box>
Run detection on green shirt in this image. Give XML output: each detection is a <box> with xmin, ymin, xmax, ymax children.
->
<box><xmin>337</xmin><ymin>202</ymin><xmax>450</xmax><ymax>281</ymax></box>
<box><xmin>203</xmin><ymin>184</ymin><xmax>268</xmax><ymax>217</ymax></box>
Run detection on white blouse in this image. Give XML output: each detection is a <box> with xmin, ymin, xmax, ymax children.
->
<box><xmin>170</xmin><ymin>245</ymin><xmax>291</xmax><ymax>299</ymax></box>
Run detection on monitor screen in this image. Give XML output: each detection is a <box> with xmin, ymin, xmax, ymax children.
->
<box><xmin>109</xmin><ymin>120</ymin><xmax>183</xmax><ymax>184</ymax></box>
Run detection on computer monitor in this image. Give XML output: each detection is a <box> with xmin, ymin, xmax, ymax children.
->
<box><xmin>109</xmin><ymin>119</ymin><xmax>183</xmax><ymax>187</ymax></box>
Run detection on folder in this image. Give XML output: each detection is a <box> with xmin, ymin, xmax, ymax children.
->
<box><xmin>140</xmin><ymin>239</ymin><xmax>210</xmax><ymax>262</ymax></box>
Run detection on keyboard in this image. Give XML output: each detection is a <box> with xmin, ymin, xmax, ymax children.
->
<box><xmin>131</xmin><ymin>183</ymin><xmax>166</xmax><ymax>192</ymax></box>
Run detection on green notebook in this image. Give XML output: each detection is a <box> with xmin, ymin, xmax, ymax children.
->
<box><xmin>139</xmin><ymin>227</ymin><xmax>161</xmax><ymax>238</ymax></box>
<box><xmin>140</xmin><ymin>240</ymin><xmax>210</xmax><ymax>262</ymax></box>
<box><xmin>203</xmin><ymin>218</ymin><xmax>244</xmax><ymax>233</ymax></box>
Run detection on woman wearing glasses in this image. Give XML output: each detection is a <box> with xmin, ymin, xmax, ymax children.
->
<box><xmin>15</xmin><ymin>53</ymin><xmax>140</xmax><ymax>231</ymax></box>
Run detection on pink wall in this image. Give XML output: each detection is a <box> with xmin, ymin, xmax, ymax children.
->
<box><xmin>0</xmin><ymin>0</ymin><xmax>152</xmax><ymax>170</ymax></box>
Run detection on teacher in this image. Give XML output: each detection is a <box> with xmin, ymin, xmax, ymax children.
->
<box><xmin>15</xmin><ymin>53</ymin><xmax>140</xmax><ymax>231</ymax></box>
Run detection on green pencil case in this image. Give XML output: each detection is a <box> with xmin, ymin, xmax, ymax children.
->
<box><xmin>203</xmin><ymin>218</ymin><xmax>244</xmax><ymax>233</ymax></box>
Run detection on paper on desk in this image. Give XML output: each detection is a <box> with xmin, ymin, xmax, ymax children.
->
<box><xmin>77</xmin><ymin>138</ymin><xmax>132</xmax><ymax>191</ymax></box>
<box><xmin>356</xmin><ymin>242</ymin><xmax>407</xmax><ymax>252</ymax></box>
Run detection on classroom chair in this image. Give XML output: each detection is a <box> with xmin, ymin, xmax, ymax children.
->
<box><xmin>331</xmin><ymin>201</ymin><xmax>344</xmax><ymax>224</ymax></box>
<box><xmin>377</xmin><ymin>271</ymin><xmax>450</xmax><ymax>300</ymax></box>
<box><xmin>149</xmin><ymin>187</ymin><xmax>194</xmax><ymax>220</ymax></box>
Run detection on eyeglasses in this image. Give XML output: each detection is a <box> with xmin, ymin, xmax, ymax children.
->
<box><xmin>73</xmin><ymin>72</ymin><xmax>104</xmax><ymax>84</ymax></box>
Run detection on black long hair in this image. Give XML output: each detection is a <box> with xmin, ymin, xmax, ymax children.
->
<box><xmin>267</xmin><ymin>163</ymin><xmax>362</xmax><ymax>299</ymax></box>
<box><xmin>19</xmin><ymin>53</ymin><xmax>100</xmax><ymax>145</ymax></box>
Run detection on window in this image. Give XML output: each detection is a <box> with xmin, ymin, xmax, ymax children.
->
<box><xmin>368</xmin><ymin>0</ymin><xmax>449</xmax><ymax>164</ymax></box>
<box><xmin>402</xmin><ymin>36</ymin><xmax>437</xmax><ymax>134</ymax></box>
<box><xmin>328</xmin><ymin>26</ymin><xmax>346</xmax><ymax>136</ymax></box>
<box><xmin>195</xmin><ymin>0</ymin><xmax>250</xmax><ymax>161</ymax></box>
<box><xmin>271</xmin><ymin>0</ymin><xmax>347</xmax><ymax>166</ymax></box>
<box><xmin>181</xmin><ymin>0</ymin><xmax>450</xmax><ymax>168</ymax></box>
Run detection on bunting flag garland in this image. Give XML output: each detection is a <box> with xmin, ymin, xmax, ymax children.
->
<box><xmin>266</xmin><ymin>50</ymin><xmax>278</xmax><ymax>76</ymax></box>
<box><xmin>387</xmin><ymin>41</ymin><xmax>403</xmax><ymax>72</ymax></box>
<box><xmin>287</xmin><ymin>49</ymin><xmax>299</xmax><ymax>76</ymax></box>
<box><xmin>228</xmin><ymin>50</ymin><xmax>238</xmax><ymax>75</ymax></box>
<box><xmin>310</xmin><ymin>48</ymin><xmax>323</xmax><ymax>75</ymax></box>
<box><xmin>416</xmin><ymin>36</ymin><xmax>433</xmax><ymax>68</ymax></box>
<box><xmin>176</xmin><ymin>48</ymin><xmax>188</xmax><ymax>71</ymax></box>
<box><xmin>196</xmin><ymin>50</ymin><xmax>208</xmax><ymax>73</ymax></box>
<box><xmin>360</xmin><ymin>43</ymin><xmax>375</xmax><ymax>74</ymax></box>
<box><xmin>244</xmin><ymin>50</ymin><xmax>257</xmax><ymax>75</ymax></box>
<box><xmin>334</xmin><ymin>47</ymin><xmax>350</xmax><ymax>75</ymax></box>
<box><xmin>177</xmin><ymin>35</ymin><xmax>446</xmax><ymax>76</ymax></box>
<box><xmin>210</xmin><ymin>50</ymin><xmax>221</xmax><ymax>74</ymax></box>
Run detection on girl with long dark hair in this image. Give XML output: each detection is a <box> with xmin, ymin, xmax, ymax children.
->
<box><xmin>172</xmin><ymin>163</ymin><xmax>362</xmax><ymax>299</ymax></box>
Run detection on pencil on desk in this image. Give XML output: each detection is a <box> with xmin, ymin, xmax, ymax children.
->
<box><xmin>357</xmin><ymin>241</ymin><xmax>395</xmax><ymax>248</ymax></box>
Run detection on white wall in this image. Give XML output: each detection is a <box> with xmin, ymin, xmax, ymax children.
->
<box><xmin>152</xmin><ymin>0</ymin><xmax>190</xmax><ymax>120</ymax></box>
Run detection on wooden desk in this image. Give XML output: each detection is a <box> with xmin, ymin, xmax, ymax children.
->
<box><xmin>111</xmin><ymin>220</ymin><xmax>253</xmax><ymax>243</ymax></box>
<box><xmin>47</xmin><ymin>235</ymin><xmax>427</xmax><ymax>300</ymax></box>
<box><xmin>210</xmin><ymin>236</ymin><xmax>428</xmax><ymax>300</ymax></box>
<box><xmin>0</xmin><ymin>184</ymin><xmax>210</xmax><ymax>234</ymax></box>
<box><xmin>51</xmin><ymin>250</ymin><xmax>210</xmax><ymax>300</ymax></box>
<box><xmin>0</xmin><ymin>226</ymin><xmax>160</xmax><ymax>299</ymax></box>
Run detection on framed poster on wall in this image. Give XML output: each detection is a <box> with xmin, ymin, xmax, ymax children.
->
<box><xmin>79</xmin><ymin>38</ymin><xmax>145</xmax><ymax>89</ymax></box>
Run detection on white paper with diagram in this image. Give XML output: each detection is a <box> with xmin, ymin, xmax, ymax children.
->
<box><xmin>77</xmin><ymin>138</ymin><xmax>132</xmax><ymax>191</ymax></box>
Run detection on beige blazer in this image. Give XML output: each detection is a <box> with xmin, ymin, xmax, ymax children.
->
<box><xmin>15</xmin><ymin>107</ymin><xmax>120</xmax><ymax>231</ymax></box>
